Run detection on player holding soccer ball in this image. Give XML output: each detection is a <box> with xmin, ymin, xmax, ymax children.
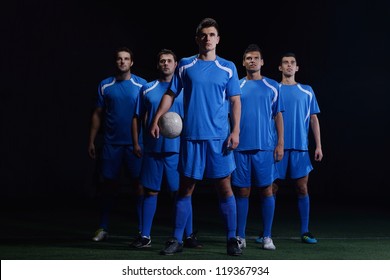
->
<box><xmin>130</xmin><ymin>49</ymin><xmax>201</xmax><ymax>249</ymax></box>
<box><xmin>88</xmin><ymin>47</ymin><xmax>147</xmax><ymax>242</ymax></box>
<box><xmin>150</xmin><ymin>18</ymin><xmax>243</xmax><ymax>256</ymax></box>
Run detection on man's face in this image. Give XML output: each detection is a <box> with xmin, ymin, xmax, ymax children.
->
<box><xmin>243</xmin><ymin>51</ymin><xmax>263</xmax><ymax>73</ymax></box>
<box><xmin>116</xmin><ymin>51</ymin><xmax>133</xmax><ymax>73</ymax></box>
<box><xmin>196</xmin><ymin>27</ymin><xmax>220</xmax><ymax>52</ymax></box>
<box><xmin>279</xmin><ymin>56</ymin><xmax>298</xmax><ymax>77</ymax></box>
<box><xmin>158</xmin><ymin>54</ymin><xmax>177</xmax><ymax>76</ymax></box>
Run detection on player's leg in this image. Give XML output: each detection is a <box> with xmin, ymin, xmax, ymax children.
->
<box><xmin>129</xmin><ymin>188</ymin><xmax>155</xmax><ymax>248</ymax></box>
<box><xmin>215</xmin><ymin>175</ymin><xmax>242</xmax><ymax>256</ymax></box>
<box><xmin>234</xmin><ymin>186</ymin><xmax>250</xmax><ymax>248</ymax></box>
<box><xmin>291</xmin><ymin>151</ymin><xmax>317</xmax><ymax>244</ymax></box>
<box><xmin>206</xmin><ymin>139</ymin><xmax>237</xmax><ymax>239</ymax></box>
<box><xmin>125</xmin><ymin>145</ymin><xmax>145</xmax><ymax>235</ymax></box>
<box><xmin>160</xmin><ymin>175</ymin><xmax>196</xmax><ymax>255</ymax></box>
<box><xmin>133</xmin><ymin>179</ymin><xmax>144</xmax><ymax>234</ymax></box>
<box><xmin>160</xmin><ymin>140</ymin><xmax>202</xmax><ymax>255</ymax></box>
<box><xmin>140</xmin><ymin>190</ymin><xmax>158</xmax><ymax>238</ymax></box>
<box><xmin>165</xmin><ymin>152</ymin><xmax>198</xmax><ymax>247</ymax></box>
<box><xmin>130</xmin><ymin>153</ymin><xmax>163</xmax><ymax>248</ymax></box>
<box><xmin>255</xmin><ymin>182</ymin><xmax>279</xmax><ymax>244</ymax></box>
<box><xmin>254</xmin><ymin>150</ymin><xmax>277</xmax><ymax>250</ymax></box>
<box><xmin>295</xmin><ymin>175</ymin><xmax>309</xmax><ymax>227</ymax></box>
<box><xmin>92</xmin><ymin>144</ymin><xmax>121</xmax><ymax>241</ymax></box>
<box><xmin>172</xmin><ymin>175</ymin><xmax>196</xmax><ymax>242</ymax></box>
<box><xmin>295</xmin><ymin>175</ymin><xmax>317</xmax><ymax>243</ymax></box>
<box><xmin>206</xmin><ymin>139</ymin><xmax>241</xmax><ymax>256</ymax></box>
<box><xmin>260</xmin><ymin>186</ymin><xmax>276</xmax><ymax>250</ymax></box>
<box><xmin>231</xmin><ymin>150</ymin><xmax>251</xmax><ymax>249</ymax></box>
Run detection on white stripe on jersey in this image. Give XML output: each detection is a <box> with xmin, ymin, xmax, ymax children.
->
<box><xmin>297</xmin><ymin>84</ymin><xmax>313</xmax><ymax>122</ymax></box>
<box><xmin>101</xmin><ymin>78</ymin><xmax>116</xmax><ymax>96</ymax></box>
<box><xmin>215</xmin><ymin>60</ymin><xmax>233</xmax><ymax>78</ymax></box>
<box><xmin>130</xmin><ymin>77</ymin><xmax>144</xmax><ymax>88</ymax></box>
<box><xmin>263</xmin><ymin>78</ymin><xmax>278</xmax><ymax>104</ymax></box>
<box><xmin>143</xmin><ymin>80</ymin><xmax>159</xmax><ymax>96</ymax></box>
<box><xmin>178</xmin><ymin>58</ymin><xmax>197</xmax><ymax>78</ymax></box>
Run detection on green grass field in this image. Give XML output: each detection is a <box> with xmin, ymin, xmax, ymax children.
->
<box><xmin>1</xmin><ymin>191</ymin><xmax>390</xmax><ymax>261</ymax></box>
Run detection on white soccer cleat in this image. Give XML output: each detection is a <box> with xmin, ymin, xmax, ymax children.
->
<box><xmin>92</xmin><ymin>228</ymin><xmax>108</xmax><ymax>242</ymax></box>
<box><xmin>237</xmin><ymin>236</ymin><xmax>246</xmax><ymax>249</ymax></box>
<box><xmin>262</xmin><ymin>237</ymin><xmax>276</xmax><ymax>250</ymax></box>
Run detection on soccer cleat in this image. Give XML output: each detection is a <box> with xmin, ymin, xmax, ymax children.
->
<box><xmin>255</xmin><ymin>236</ymin><xmax>263</xmax><ymax>244</ymax></box>
<box><xmin>262</xmin><ymin>237</ymin><xmax>276</xmax><ymax>250</ymax></box>
<box><xmin>255</xmin><ymin>231</ymin><xmax>263</xmax><ymax>244</ymax></box>
<box><xmin>160</xmin><ymin>237</ymin><xmax>183</xmax><ymax>255</ymax></box>
<box><xmin>130</xmin><ymin>235</ymin><xmax>151</xmax><ymax>248</ymax></box>
<box><xmin>92</xmin><ymin>228</ymin><xmax>108</xmax><ymax>242</ymax></box>
<box><xmin>227</xmin><ymin>237</ymin><xmax>243</xmax><ymax>256</ymax></box>
<box><xmin>237</xmin><ymin>236</ymin><xmax>246</xmax><ymax>249</ymax></box>
<box><xmin>301</xmin><ymin>232</ymin><xmax>318</xmax><ymax>244</ymax></box>
<box><xmin>184</xmin><ymin>232</ymin><xmax>203</xmax><ymax>248</ymax></box>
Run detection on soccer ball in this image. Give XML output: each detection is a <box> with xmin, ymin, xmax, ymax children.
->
<box><xmin>158</xmin><ymin>112</ymin><xmax>183</xmax><ymax>139</ymax></box>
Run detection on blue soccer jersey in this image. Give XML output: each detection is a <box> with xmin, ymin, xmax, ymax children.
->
<box><xmin>279</xmin><ymin>83</ymin><xmax>320</xmax><ymax>150</ymax></box>
<box><xmin>169</xmin><ymin>55</ymin><xmax>241</xmax><ymax>140</ymax></box>
<box><xmin>137</xmin><ymin>80</ymin><xmax>184</xmax><ymax>153</ymax></box>
<box><xmin>96</xmin><ymin>75</ymin><xmax>147</xmax><ymax>145</ymax></box>
<box><xmin>237</xmin><ymin>77</ymin><xmax>283</xmax><ymax>151</ymax></box>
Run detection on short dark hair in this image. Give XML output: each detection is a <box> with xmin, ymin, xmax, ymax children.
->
<box><xmin>157</xmin><ymin>49</ymin><xmax>177</xmax><ymax>63</ymax></box>
<box><xmin>196</xmin><ymin>17</ymin><xmax>219</xmax><ymax>36</ymax></box>
<box><xmin>115</xmin><ymin>46</ymin><xmax>133</xmax><ymax>60</ymax></box>
<box><xmin>280</xmin><ymin>52</ymin><xmax>297</xmax><ymax>65</ymax></box>
<box><xmin>243</xmin><ymin>44</ymin><xmax>263</xmax><ymax>60</ymax></box>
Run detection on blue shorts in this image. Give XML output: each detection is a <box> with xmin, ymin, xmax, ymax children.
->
<box><xmin>232</xmin><ymin>150</ymin><xmax>278</xmax><ymax>188</ymax></box>
<box><xmin>140</xmin><ymin>152</ymin><xmax>179</xmax><ymax>192</ymax></box>
<box><xmin>101</xmin><ymin>144</ymin><xmax>142</xmax><ymax>180</ymax></box>
<box><xmin>179</xmin><ymin>139</ymin><xmax>236</xmax><ymax>180</ymax></box>
<box><xmin>276</xmin><ymin>150</ymin><xmax>313</xmax><ymax>179</ymax></box>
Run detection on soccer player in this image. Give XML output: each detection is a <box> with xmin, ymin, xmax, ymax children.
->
<box><xmin>265</xmin><ymin>52</ymin><xmax>323</xmax><ymax>244</ymax></box>
<box><xmin>88</xmin><ymin>47</ymin><xmax>147</xmax><ymax>242</ymax></box>
<box><xmin>232</xmin><ymin>44</ymin><xmax>284</xmax><ymax>251</ymax></box>
<box><xmin>130</xmin><ymin>49</ymin><xmax>201</xmax><ymax>249</ymax></box>
<box><xmin>150</xmin><ymin>18</ymin><xmax>243</xmax><ymax>256</ymax></box>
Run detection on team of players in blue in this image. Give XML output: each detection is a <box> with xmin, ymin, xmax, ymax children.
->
<box><xmin>88</xmin><ymin>18</ymin><xmax>323</xmax><ymax>256</ymax></box>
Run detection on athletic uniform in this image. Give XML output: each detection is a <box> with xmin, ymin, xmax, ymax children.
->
<box><xmin>276</xmin><ymin>82</ymin><xmax>320</xmax><ymax>239</ymax></box>
<box><xmin>232</xmin><ymin>76</ymin><xmax>283</xmax><ymax>187</ymax></box>
<box><xmin>168</xmin><ymin>55</ymin><xmax>241</xmax><ymax>242</ymax></box>
<box><xmin>96</xmin><ymin>74</ymin><xmax>147</xmax><ymax>231</ymax></box>
<box><xmin>138</xmin><ymin>80</ymin><xmax>183</xmax><ymax>191</ymax></box>
<box><xmin>170</xmin><ymin>55</ymin><xmax>241</xmax><ymax>179</ymax></box>
<box><xmin>276</xmin><ymin>83</ymin><xmax>320</xmax><ymax>179</ymax></box>
<box><xmin>135</xmin><ymin>80</ymin><xmax>193</xmax><ymax>239</ymax></box>
<box><xmin>232</xmin><ymin>76</ymin><xmax>283</xmax><ymax>241</ymax></box>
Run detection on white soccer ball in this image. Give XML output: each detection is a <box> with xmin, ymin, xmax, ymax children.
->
<box><xmin>158</xmin><ymin>112</ymin><xmax>183</xmax><ymax>139</ymax></box>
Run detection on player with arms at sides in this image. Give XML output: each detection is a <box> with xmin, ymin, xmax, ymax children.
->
<box><xmin>150</xmin><ymin>18</ymin><xmax>243</xmax><ymax>256</ymax></box>
<box><xmin>88</xmin><ymin>47</ymin><xmax>147</xmax><ymax>242</ymax></box>
<box><xmin>261</xmin><ymin>52</ymin><xmax>323</xmax><ymax>244</ymax></box>
<box><xmin>130</xmin><ymin>49</ymin><xmax>201</xmax><ymax>249</ymax></box>
<box><xmin>232</xmin><ymin>44</ymin><xmax>284</xmax><ymax>251</ymax></box>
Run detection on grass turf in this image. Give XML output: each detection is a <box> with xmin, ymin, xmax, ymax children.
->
<box><xmin>1</xmin><ymin>192</ymin><xmax>390</xmax><ymax>260</ymax></box>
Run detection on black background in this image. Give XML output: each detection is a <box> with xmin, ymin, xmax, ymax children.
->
<box><xmin>1</xmin><ymin>0</ymin><xmax>389</xmax><ymax>203</ymax></box>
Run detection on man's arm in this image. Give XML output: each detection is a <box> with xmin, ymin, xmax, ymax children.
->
<box><xmin>227</xmin><ymin>95</ymin><xmax>241</xmax><ymax>149</ymax></box>
<box><xmin>88</xmin><ymin>107</ymin><xmax>103</xmax><ymax>159</ymax></box>
<box><xmin>310</xmin><ymin>114</ymin><xmax>323</xmax><ymax>161</ymax></box>
<box><xmin>150</xmin><ymin>89</ymin><xmax>175</xmax><ymax>139</ymax></box>
<box><xmin>274</xmin><ymin>112</ymin><xmax>284</xmax><ymax>161</ymax></box>
<box><xmin>132</xmin><ymin>115</ymin><xmax>142</xmax><ymax>158</ymax></box>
